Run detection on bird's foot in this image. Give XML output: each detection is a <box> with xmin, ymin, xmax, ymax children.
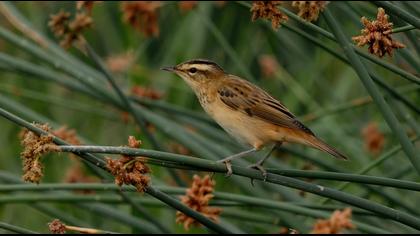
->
<box><xmin>216</xmin><ymin>160</ymin><xmax>233</xmax><ymax>177</ymax></box>
<box><xmin>247</xmin><ymin>162</ymin><xmax>268</xmax><ymax>185</ymax></box>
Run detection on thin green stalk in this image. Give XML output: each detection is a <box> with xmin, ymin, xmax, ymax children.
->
<box><xmin>238</xmin><ymin>2</ymin><xmax>420</xmax><ymax>86</ymax></box>
<box><xmin>0</xmin><ymin>222</ymin><xmax>39</xmax><ymax>234</ymax></box>
<box><xmin>83</xmin><ymin>42</ymin><xmax>185</xmax><ymax>187</ymax></box>
<box><xmin>130</xmin><ymin>95</ymin><xmax>214</xmax><ymax>125</ymax></box>
<box><xmin>54</xmin><ymin>145</ymin><xmax>420</xmax><ymax>230</ymax></box>
<box><xmin>84</xmin><ymin>43</ymin><xmax>161</xmax><ymax>150</ymax></box>
<box><xmin>0</xmin><ymin>107</ymin><xmax>232</xmax><ymax>234</ymax></box>
<box><xmin>0</xmin><ymin>183</ymin><xmax>388</xmax><ymax>233</ymax></box>
<box><xmin>373</xmin><ymin>1</ymin><xmax>420</xmax><ymax>29</ymax></box>
<box><xmin>276</xmin><ymin>24</ymin><xmax>420</xmax><ymax>115</ymax></box>
<box><xmin>76</xmin><ymin>203</ymin><xmax>159</xmax><ymax>234</ymax></box>
<box><xmin>320</xmin><ymin>137</ymin><xmax>420</xmax><ymax>204</ymax></box>
<box><xmin>392</xmin><ymin>25</ymin><xmax>416</xmax><ymax>33</ymax></box>
<box><xmin>118</xmin><ymin>191</ymin><xmax>171</xmax><ymax>234</ymax></box>
<box><xmin>145</xmin><ymin>186</ymin><xmax>232</xmax><ymax>234</ymax></box>
<box><xmin>198</xmin><ymin>10</ymin><xmax>256</xmax><ymax>82</ymax></box>
<box><xmin>323</xmin><ymin>9</ymin><xmax>420</xmax><ymax>175</ymax></box>
<box><xmin>266</xmin><ymin>169</ymin><xmax>420</xmax><ymax>192</ymax></box>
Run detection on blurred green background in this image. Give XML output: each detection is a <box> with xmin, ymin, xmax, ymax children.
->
<box><xmin>0</xmin><ymin>1</ymin><xmax>419</xmax><ymax>234</ymax></box>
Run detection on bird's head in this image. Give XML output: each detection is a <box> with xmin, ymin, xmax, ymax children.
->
<box><xmin>161</xmin><ymin>59</ymin><xmax>225</xmax><ymax>90</ymax></box>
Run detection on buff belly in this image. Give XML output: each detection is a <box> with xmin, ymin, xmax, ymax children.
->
<box><xmin>202</xmin><ymin>100</ymin><xmax>286</xmax><ymax>150</ymax></box>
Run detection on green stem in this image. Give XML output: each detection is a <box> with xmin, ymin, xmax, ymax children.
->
<box><xmin>54</xmin><ymin>145</ymin><xmax>420</xmax><ymax>230</ymax></box>
<box><xmin>84</xmin><ymin>43</ymin><xmax>161</xmax><ymax>150</ymax></box>
<box><xmin>0</xmin><ymin>107</ymin><xmax>231</xmax><ymax>234</ymax></box>
<box><xmin>323</xmin><ymin>9</ymin><xmax>420</xmax><ymax>175</ymax></box>
<box><xmin>234</xmin><ymin>2</ymin><xmax>420</xmax><ymax>86</ymax></box>
<box><xmin>0</xmin><ymin>222</ymin><xmax>39</xmax><ymax>234</ymax></box>
<box><xmin>392</xmin><ymin>25</ymin><xmax>416</xmax><ymax>33</ymax></box>
<box><xmin>118</xmin><ymin>191</ymin><xmax>171</xmax><ymax>234</ymax></box>
<box><xmin>373</xmin><ymin>1</ymin><xmax>420</xmax><ymax>29</ymax></box>
<box><xmin>0</xmin><ymin>183</ymin><xmax>388</xmax><ymax>233</ymax></box>
<box><xmin>266</xmin><ymin>169</ymin><xmax>420</xmax><ymax>191</ymax></box>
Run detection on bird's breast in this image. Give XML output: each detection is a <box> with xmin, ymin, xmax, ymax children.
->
<box><xmin>199</xmin><ymin>97</ymin><xmax>280</xmax><ymax>149</ymax></box>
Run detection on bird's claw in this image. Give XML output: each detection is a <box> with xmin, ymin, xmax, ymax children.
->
<box><xmin>247</xmin><ymin>163</ymin><xmax>268</xmax><ymax>184</ymax></box>
<box><xmin>217</xmin><ymin>160</ymin><xmax>233</xmax><ymax>178</ymax></box>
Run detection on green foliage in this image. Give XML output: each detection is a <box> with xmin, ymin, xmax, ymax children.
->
<box><xmin>0</xmin><ymin>1</ymin><xmax>419</xmax><ymax>234</ymax></box>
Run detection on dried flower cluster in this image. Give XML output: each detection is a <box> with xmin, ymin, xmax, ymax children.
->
<box><xmin>106</xmin><ymin>136</ymin><xmax>151</xmax><ymax>193</ymax></box>
<box><xmin>258</xmin><ymin>54</ymin><xmax>279</xmax><ymax>78</ymax></box>
<box><xmin>131</xmin><ymin>85</ymin><xmax>163</xmax><ymax>100</ymax></box>
<box><xmin>106</xmin><ymin>51</ymin><xmax>135</xmax><ymax>73</ymax></box>
<box><xmin>20</xmin><ymin>124</ymin><xmax>60</xmax><ymax>184</ymax></box>
<box><xmin>176</xmin><ymin>175</ymin><xmax>222</xmax><ymax>230</ymax></box>
<box><xmin>251</xmin><ymin>1</ymin><xmax>288</xmax><ymax>30</ymax></box>
<box><xmin>121</xmin><ymin>1</ymin><xmax>161</xmax><ymax>37</ymax></box>
<box><xmin>311</xmin><ymin>208</ymin><xmax>354</xmax><ymax>234</ymax></box>
<box><xmin>48</xmin><ymin>9</ymin><xmax>92</xmax><ymax>49</ymax></box>
<box><xmin>352</xmin><ymin>8</ymin><xmax>405</xmax><ymax>57</ymax></box>
<box><xmin>179</xmin><ymin>1</ymin><xmax>197</xmax><ymax>12</ymax></box>
<box><xmin>48</xmin><ymin>219</ymin><xmax>66</xmax><ymax>234</ymax></box>
<box><xmin>292</xmin><ymin>1</ymin><xmax>328</xmax><ymax>22</ymax></box>
<box><xmin>361</xmin><ymin>122</ymin><xmax>385</xmax><ymax>156</ymax></box>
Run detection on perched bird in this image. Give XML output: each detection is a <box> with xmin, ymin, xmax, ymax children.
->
<box><xmin>162</xmin><ymin>59</ymin><xmax>347</xmax><ymax>178</ymax></box>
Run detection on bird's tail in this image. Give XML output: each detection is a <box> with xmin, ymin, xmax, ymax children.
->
<box><xmin>302</xmin><ymin>134</ymin><xmax>348</xmax><ymax>160</ymax></box>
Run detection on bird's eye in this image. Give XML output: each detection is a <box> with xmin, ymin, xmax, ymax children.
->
<box><xmin>189</xmin><ymin>68</ymin><xmax>197</xmax><ymax>74</ymax></box>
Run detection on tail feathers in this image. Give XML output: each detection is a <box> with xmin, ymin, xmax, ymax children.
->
<box><xmin>305</xmin><ymin>135</ymin><xmax>348</xmax><ymax>160</ymax></box>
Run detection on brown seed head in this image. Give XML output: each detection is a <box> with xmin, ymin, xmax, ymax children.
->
<box><xmin>311</xmin><ymin>208</ymin><xmax>354</xmax><ymax>234</ymax></box>
<box><xmin>106</xmin><ymin>136</ymin><xmax>150</xmax><ymax>193</ymax></box>
<box><xmin>175</xmin><ymin>175</ymin><xmax>222</xmax><ymax>230</ymax></box>
<box><xmin>121</xmin><ymin>1</ymin><xmax>161</xmax><ymax>37</ymax></box>
<box><xmin>292</xmin><ymin>1</ymin><xmax>328</xmax><ymax>22</ymax></box>
<box><xmin>48</xmin><ymin>219</ymin><xmax>66</xmax><ymax>234</ymax></box>
<box><xmin>251</xmin><ymin>1</ymin><xmax>288</xmax><ymax>30</ymax></box>
<box><xmin>352</xmin><ymin>8</ymin><xmax>405</xmax><ymax>57</ymax></box>
<box><xmin>20</xmin><ymin>124</ymin><xmax>60</xmax><ymax>184</ymax></box>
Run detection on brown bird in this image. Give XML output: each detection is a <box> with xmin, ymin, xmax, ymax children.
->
<box><xmin>162</xmin><ymin>59</ymin><xmax>347</xmax><ymax>178</ymax></box>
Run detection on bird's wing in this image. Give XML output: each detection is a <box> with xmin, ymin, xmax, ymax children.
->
<box><xmin>217</xmin><ymin>76</ymin><xmax>314</xmax><ymax>135</ymax></box>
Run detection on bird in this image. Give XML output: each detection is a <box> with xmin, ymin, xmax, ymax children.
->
<box><xmin>162</xmin><ymin>59</ymin><xmax>347</xmax><ymax>179</ymax></box>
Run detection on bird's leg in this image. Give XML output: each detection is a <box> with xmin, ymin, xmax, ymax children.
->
<box><xmin>217</xmin><ymin>147</ymin><xmax>258</xmax><ymax>177</ymax></box>
<box><xmin>248</xmin><ymin>144</ymin><xmax>278</xmax><ymax>183</ymax></box>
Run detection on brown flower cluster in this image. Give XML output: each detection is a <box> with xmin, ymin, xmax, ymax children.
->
<box><xmin>352</xmin><ymin>7</ymin><xmax>405</xmax><ymax>57</ymax></box>
<box><xmin>48</xmin><ymin>219</ymin><xmax>100</xmax><ymax>234</ymax></box>
<box><xmin>179</xmin><ymin>1</ymin><xmax>197</xmax><ymax>12</ymax></box>
<box><xmin>20</xmin><ymin>124</ymin><xmax>60</xmax><ymax>184</ymax></box>
<box><xmin>361</xmin><ymin>122</ymin><xmax>385</xmax><ymax>156</ymax></box>
<box><xmin>48</xmin><ymin>219</ymin><xmax>66</xmax><ymax>234</ymax></box>
<box><xmin>106</xmin><ymin>136</ymin><xmax>151</xmax><ymax>193</ymax></box>
<box><xmin>251</xmin><ymin>1</ymin><xmax>288</xmax><ymax>30</ymax></box>
<box><xmin>131</xmin><ymin>85</ymin><xmax>163</xmax><ymax>100</ymax></box>
<box><xmin>292</xmin><ymin>1</ymin><xmax>328</xmax><ymax>22</ymax></box>
<box><xmin>176</xmin><ymin>175</ymin><xmax>222</xmax><ymax>230</ymax></box>
<box><xmin>258</xmin><ymin>54</ymin><xmax>279</xmax><ymax>78</ymax></box>
<box><xmin>48</xmin><ymin>9</ymin><xmax>92</xmax><ymax>49</ymax></box>
<box><xmin>311</xmin><ymin>208</ymin><xmax>354</xmax><ymax>234</ymax></box>
<box><xmin>121</xmin><ymin>1</ymin><xmax>161</xmax><ymax>37</ymax></box>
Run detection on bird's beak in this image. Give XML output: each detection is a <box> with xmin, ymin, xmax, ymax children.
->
<box><xmin>160</xmin><ymin>66</ymin><xmax>176</xmax><ymax>72</ymax></box>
